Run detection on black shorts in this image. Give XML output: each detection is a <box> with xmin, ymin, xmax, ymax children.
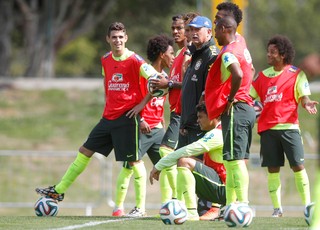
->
<box><xmin>260</xmin><ymin>129</ymin><xmax>305</xmax><ymax>167</ymax></box>
<box><xmin>83</xmin><ymin>114</ymin><xmax>140</xmax><ymax>162</ymax></box>
<box><xmin>193</xmin><ymin>161</ymin><xmax>226</xmax><ymax>205</ymax></box>
<box><xmin>177</xmin><ymin>127</ymin><xmax>205</xmax><ymax>161</ymax></box>
<box><xmin>221</xmin><ymin>102</ymin><xmax>256</xmax><ymax>161</ymax></box>
<box><xmin>161</xmin><ymin>111</ymin><xmax>180</xmax><ymax>149</ymax></box>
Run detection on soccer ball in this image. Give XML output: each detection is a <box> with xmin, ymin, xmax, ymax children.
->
<box><xmin>224</xmin><ymin>202</ymin><xmax>253</xmax><ymax>227</ymax></box>
<box><xmin>147</xmin><ymin>74</ymin><xmax>168</xmax><ymax>97</ymax></box>
<box><xmin>159</xmin><ymin>199</ymin><xmax>188</xmax><ymax>225</ymax></box>
<box><xmin>253</xmin><ymin>100</ymin><xmax>263</xmax><ymax>118</ymax></box>
<box><xmin>304</xmin><ymin>202</ymin><xmax>315</xmax><ymax>226</ymax></box>
<box><xmin>34</xmin><ymin>197</ymin><xmax>59</xmax><ymax>217</ymax></box>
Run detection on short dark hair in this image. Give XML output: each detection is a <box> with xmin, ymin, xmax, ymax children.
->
<box><xmin>215</xmin><ymin>16</ymin><xmax>237</xmax><ymax>32</ymax></box>
<box><xmin>196</xmin><ymin>102</ymin><xmax>207</xmax><ymax>114</ymax></box>
<box><xmin>172</xmin><ymin>14</ymin><xmax>184</xmax><ymax>21</ymax></box>
<box><xmin>147</xmin><ymin>34</ymin><xmax>174</xmax><ymax>62</ymax></box>
<box><xmin>107</xmin><ymin>22</ymin><xmax>126</xmax><ymax>37</ymax></box>
<box><xmin>268</xmin><ymin>35</ymin><xmax>295</xmax><ymax>65</ymax></box>
<box><xmin>217</xmin><ymin>2</ymin><xmax>243</xmax><ymax>26</ymax></box>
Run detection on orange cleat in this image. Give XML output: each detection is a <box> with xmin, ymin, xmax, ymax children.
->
<box><xmin>199</xmin><ymin>207</ymin><xmax>219</xmax><ymax>221</ymax></box>
<box><xmin>112</xmin><ymin>208</ymin><xmax>125</xmax><ymax>217</ymax></box>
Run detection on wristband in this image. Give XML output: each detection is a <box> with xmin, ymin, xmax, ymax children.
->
<box><xmin>168</xmin><ymin>80</ymin><xmax>174</xmax><ymax>89</ymax></box>
<box><xmin>184</xmin><ymin>50</ymin><xmax>191</xmax><ymax>56</ymax></box>
<box><xmin>140</xmin><ymin>117</ymin><xmax>145</xmax><ymax>123</ymax></box>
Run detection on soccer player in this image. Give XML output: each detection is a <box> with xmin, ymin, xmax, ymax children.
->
<box><xmin>149</xmin><ymin>103</ymin><xmax>226</xmax><ymax>221</ymax></box>
<box><xmin>214</xmin><ymin>2</ymin><xmax>248</xmax><ymax>48</ymax></box>
<box><xmin>250</xmin><ymin>35</ymin><xmax>318</xmax><ymax>217</ymax></box>
<box><xmin>205</xmin><ymin>17</ymin><xmax>256</xmax><ymax>207</ymax></box>
<box><xmin>146</xmin><ymin>13</ymin><xmax>198</xmax><ymax>204</ymax></box>
<box><xmin>112</xmin><ymin>34</ymin><xmax>174</xmax><ymax>217</ymax></box>
<box><xmin>35</xmin><ymin>22</ymin><xmax>158</xmax><ymax>203</ymax></box>
<box><xmin>148</xmin><ymin>14</ymin><xmax>187</xmax><ymax>203</ymax></box>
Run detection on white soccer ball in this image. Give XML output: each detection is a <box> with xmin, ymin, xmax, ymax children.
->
<box><xmin>147</xmin><ymin>74</ymin><xmax>168</xmax><ymax>97</ymax></box>
<box><xmin>304</xmin><ymin>202</ymin><xmax>315</xmax><ymax>226</ymax></box>
<box><xmin>224</xmin><ymin>202</ymin><xmax>253</xmax><ymax>227</ymax></box>
<box><xmin>34</xmin><ymin>197</ymin><xmax>59</xmax><ymax>217</ymax></box>
<box><xmin>159</xmin><ymin>199</ymin><xmax>188</xmax><ymax>225</ymax></box>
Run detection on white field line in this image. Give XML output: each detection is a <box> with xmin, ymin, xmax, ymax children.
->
<box><xmin>49</xmin><ymin>218</ymin><xmax>134</xmax><ymax>230</ymax></box>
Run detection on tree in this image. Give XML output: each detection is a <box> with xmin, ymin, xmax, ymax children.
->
<box><xmin>9</xmin><ymin>0</ymin><xmax>117</xmax><ymax>78</ymax></box>
<box><xmin>3</xmin><ymin>0</ymin><xmax>197</xmax><ymax>78</ymax></box>
<box><xmin>246</xmin><ymin>0</ymin><xmax>320</xmax><ymax>73</ymax></box>
<box><xmin>0</xmin><ymin>1</ymin><xmax>14</xmax><ymax>76</ymax></box>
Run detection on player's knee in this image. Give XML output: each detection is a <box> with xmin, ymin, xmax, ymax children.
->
<box><xmin>177</xmin><ymin>157</ymin><xmax>193</xmax><ymax>169</ymax></box>
<box><xmin>79</xmin><ymin>146</ymin><xmax>94</xmax><ymax>158</ymax></box>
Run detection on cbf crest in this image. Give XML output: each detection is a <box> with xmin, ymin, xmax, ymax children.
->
<box><xmin>195</xmin><ymin>59</ymin><xmax>202</xmax><ymax>70</ymax></box>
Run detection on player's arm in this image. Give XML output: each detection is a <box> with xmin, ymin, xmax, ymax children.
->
<box><xmin>249</xmin><ymin>85</ymin><xmax>258</xmax><ymax>100</ymax></box>
<box><xmin>149</xmin><ymin>141</ymin><xmax>207</xmax><ymax>184</ymax></box>
<box><xmin>221</xmin><ymin>52</ymin><xmax>242</xmax><ymax>115</ymax></box>
<box><xmin>300</xmin><ymin>95</ymin><xmax>318</xmax><ymax>114</ymax></box>
<box><xmin>297</xmin><ymin>71</ymin><xmax>318</xmax><ymax>114</ymax></box>
<box><xmin>149</xmin><ymin>131</ymin><xmax>220</xmax><ymax>184</ymax></box>
<box><xmin>126</xmin><ymin>93</ymin><xmax>153</xmax><ymax>118</ymax></box>
<box><xmin>228</xmin><ymin>63</ymin><xmax>242</xmax><ymax>101</ymax></box>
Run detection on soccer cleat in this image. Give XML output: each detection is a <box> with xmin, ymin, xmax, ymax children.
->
<box><xmin>199</xmin><ymin>206</ymin><xmax>219</xmax><ymax>221</ymax></box>
<box><xmin>112</xmin><ymin>208</ymin><xmax>125</xmax><ymax>217</ymax></box>
<box><xmin>213</xmin><ymin>205</ymin><xmax>226</xmax><ymax>221</ymax></box>
<box><xmin>35</xmin><ymin>185</ymin><xmax>64</xmax><ymax>202</ymax></box>
<box><xmin>125</xmin><ymin>207</ymin><xmax>146</xmax><ymax>217</ymax></box>
<box><xmin>272</xmin><ymin>208</ymin><xmax>283</xmax><ymax>217</ymax></box>
<box><xmin>187</xmin><ymin>209</ymin><xmax>199</xmax><ymax>221</ymax></box>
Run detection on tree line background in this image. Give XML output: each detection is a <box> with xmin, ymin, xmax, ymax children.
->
<box><xmin>0</xmin><ymin>0</ymin><xmax>319</xmax><ymax>78</ymax></box>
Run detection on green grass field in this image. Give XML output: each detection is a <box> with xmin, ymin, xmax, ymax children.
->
<box><xmin>0</xmin><ymin>88</ymin><xmax>318</xmax><ymax>229</ymax></box>
<box><xmin>0</xmin><ymin>216</ymin><xmax>310</xmax><ymax>229</ymax></box>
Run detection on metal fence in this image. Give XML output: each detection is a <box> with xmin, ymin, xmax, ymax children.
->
<box><xmin>0</xmin><ymin>150</ymin><xmax>318</xmax><ymax>216</ymax></box>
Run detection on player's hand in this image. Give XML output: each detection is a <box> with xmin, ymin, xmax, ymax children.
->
<box><xmin>149</xmin><ymin>74</ymin><xmax>168</xmax><ymax>89</ymax></box>
<box><xmin>140</xmin><ymin>121</ymin><xmax>151</xmax><ymax>134</ymax></box>
<box><xmin>179</xmin><ymin>128</ymin><xmax>188</xmax><ymax>136</ymax></box>
<box><xmin>223</xmin><ymin>100</ymin><xmax>237</xmax><ymax>116</ymax></box>
<box><xmin>225</xmin><ymin>102</ymin><xmax>233</xmax><ymax>116</ymax></box>
<box><xmin>126</xmin><ymin>104</ymin><xmax>144</xmax><ymax>118</ymax></box>
<box><xmin>149</xmin><ymin>166</ymin><xmax>160</xmax><ymax>185</ymax></box>
<box><xmin>304</xmin><ymin>100</ymin><xmax>319</xmax><ymax>114</ymax></box>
